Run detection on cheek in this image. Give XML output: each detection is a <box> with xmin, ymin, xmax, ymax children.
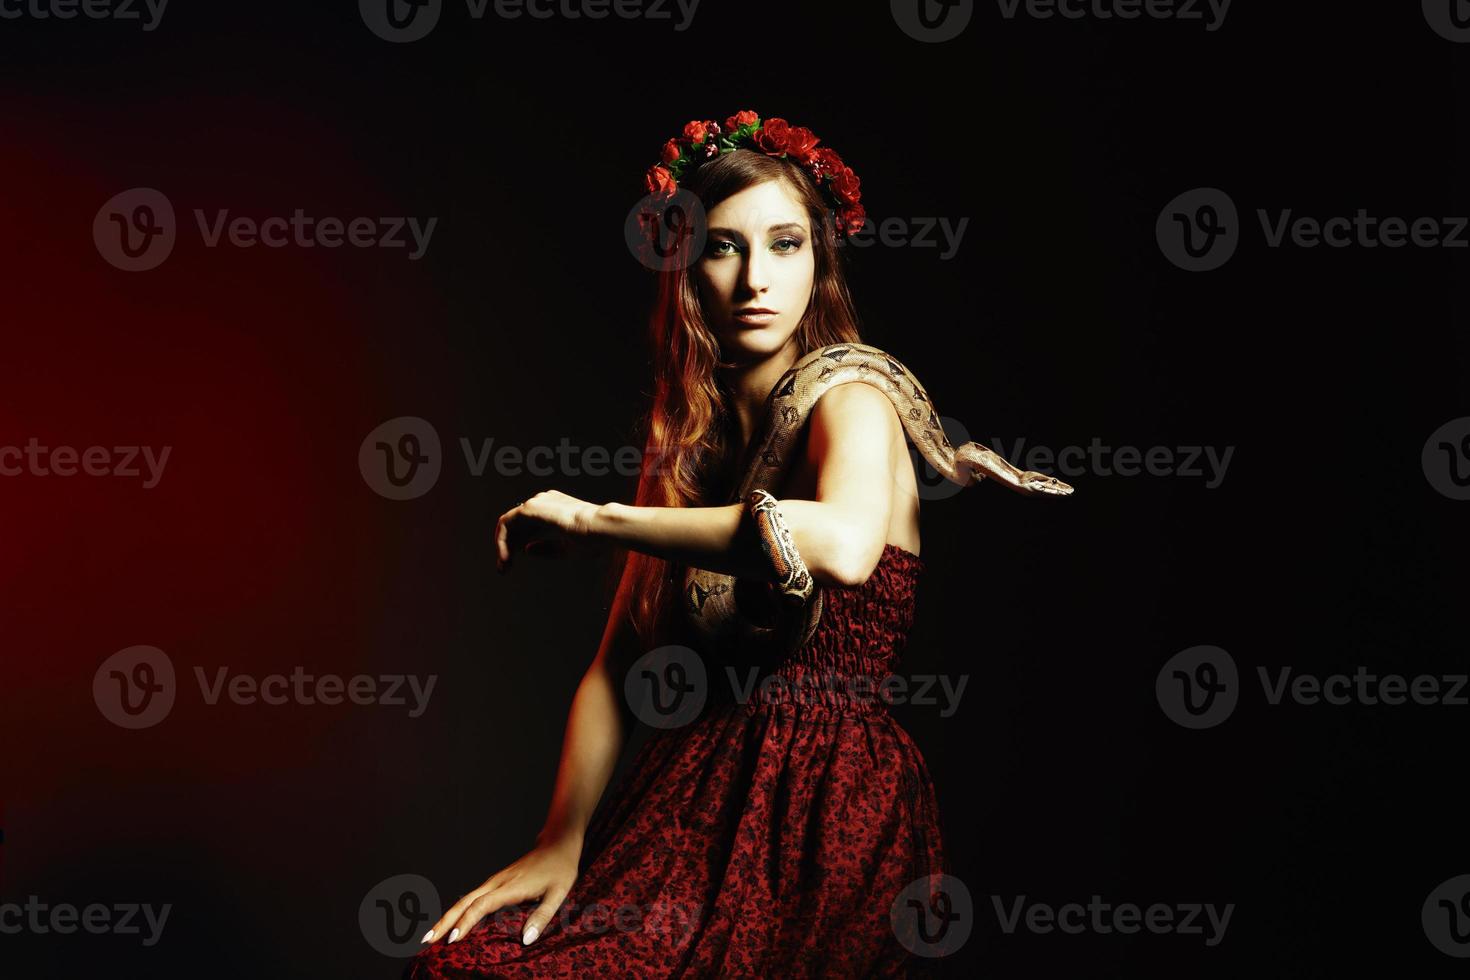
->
<box><xmin>784</xmin><ymin>255</ymin><xmax>816</xmax><ymax>301</ymax></box>
<box><xmin>693</xmin><ymin>263</ymin><xmax>729</xmax><ymax>306</ymax></box>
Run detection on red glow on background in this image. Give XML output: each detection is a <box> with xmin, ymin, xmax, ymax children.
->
<box><xmin>1</xmin><ymin>91</ymin><xmax>455</xmax><ymax>798</ymax></box>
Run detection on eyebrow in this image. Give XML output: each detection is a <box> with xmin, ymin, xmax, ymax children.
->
<box><xmin>708</xmin><ymin>222</ymin><xmax>808</xmax><ymax>237</ymax></box>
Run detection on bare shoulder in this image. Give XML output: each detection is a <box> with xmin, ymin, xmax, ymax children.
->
<box><xmin>807</xmin><ymin>380</ymin><xmax>902</xmax><ymax>441</ymax></box>
<box><xmin>802</xmin><ymin>380</ymin><xmax>907</xmax><ymax>484</ymax></box>
<box><xmin>803</xmin><ymin>373</ymin><xmax>922</xmax><ymax>558</ymax></box>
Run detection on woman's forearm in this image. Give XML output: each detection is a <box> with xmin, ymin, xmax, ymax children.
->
<box><xmin>589</xmin><ymin>498</ymin><xmax>873</xmax><ymax>587</ymax></box>
<box><xmin>536</xmin><ymin>656</ymin><xmax>627</xmax><ymax>850</ymax></box>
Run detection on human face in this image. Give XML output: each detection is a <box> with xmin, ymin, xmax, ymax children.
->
<box><xmin>693</xmin><ymin>180</ymin><xmax>815</xmax><ymax>363</ymax></box>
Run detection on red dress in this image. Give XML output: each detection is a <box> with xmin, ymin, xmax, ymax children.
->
<box><xmin>404</xmin><ymin>542</ymin><xmax>949</xmax><ymax>978</ymax></box>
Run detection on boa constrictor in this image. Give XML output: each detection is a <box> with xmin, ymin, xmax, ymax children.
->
<box><xmin>683</xmin><ymin>343</ymin><xmax>1074</xmax><ymax>654</ymax></box>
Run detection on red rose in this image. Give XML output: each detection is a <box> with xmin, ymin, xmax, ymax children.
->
<box><xmin>840</xmin><ymin>204</ymin><xmax>867</xmax><ymax>237</ymax></box>
<box><xmin>645</xmin><ymin>164</ymin><xmax>677</xmax><ymax>199</ymax></box>
<box><xmin>661</xmin><ymin>139</ymin><xmax>683</xmax><ymax>165</ymax></box>
<box><xmin>785</xmin><ymin>126</ymin><xmax>820</xmax><ymax>165</ymax></box>
<box><xmin>808</xmin><ymin>147</ymin><xmax>842</xmax><ymax>180</ymax></box>
<box><xmin>831</xmin><ymin>165</ymin><xmax>861</xmax><ymax>204</ymax></box>
<box><xmin>725</xmin><ymin>109</ymin><xmax>759</xmax><ymax>131</ymax></box>
<box><xmin>755</xmin><ymin>117</ymin><xmax>792</xmax><ymax>155</ymax></box>
<box><xmin>683</xmin><ymin>119</ymin><xmax>711</xmax><ymax>144</ymax></box>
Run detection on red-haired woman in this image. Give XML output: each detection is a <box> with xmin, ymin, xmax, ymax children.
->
<box><xmin>404</xmin><ymin>113</ymin><xmax>1065</xmax><ymax>979</ymax></box>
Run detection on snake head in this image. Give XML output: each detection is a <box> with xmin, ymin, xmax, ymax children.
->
<box><xmin>1019</xmin><ymin>472</ymin><xmax>1074</xmax><ymax>496</ymax></box>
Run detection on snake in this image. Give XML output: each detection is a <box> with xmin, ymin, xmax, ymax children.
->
<box><xmin>683</xmin><ymin>343</ymin><xmax>1074</xmax><ymax>654</ymax></box>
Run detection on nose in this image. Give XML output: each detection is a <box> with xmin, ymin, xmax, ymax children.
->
<box><xmin>740</xmin><ymin>245</ymin><xmax>770</xmax><ymax>297</ymax></box>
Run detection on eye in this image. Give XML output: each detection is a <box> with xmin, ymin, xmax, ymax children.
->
<box><xmin>772</xmin><ymin>237</ymin><xmax>804</xmax><ymax>253</ymax></box>
<box><xmin>708</xmin><ymin>239</ymin><xmax>740</xmax><ymax>257</ymax></box>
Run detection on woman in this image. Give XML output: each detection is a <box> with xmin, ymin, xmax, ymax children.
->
<box><xmin>406</xmin><ymin>111</ymin><xmax>963</xmax><ymax>978</ymax></box>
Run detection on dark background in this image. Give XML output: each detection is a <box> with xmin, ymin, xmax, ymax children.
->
<box><xmin>2</xmin><ymin>2</ymin><xmax>1466</xmax><ymax>977</ymax></box>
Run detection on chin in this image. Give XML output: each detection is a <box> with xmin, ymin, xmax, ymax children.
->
<box><xmin>718</xmin><ymin>322</ymin><xmax>799</xmax><ymax>360</ymax></box>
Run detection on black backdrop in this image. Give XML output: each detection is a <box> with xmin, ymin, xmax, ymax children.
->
<box><xmin>1</xmin><ymin>2</ymin><xmax>1467</xmax><ymax>977</ymax></box>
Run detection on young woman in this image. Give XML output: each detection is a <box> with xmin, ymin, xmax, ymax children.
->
<box><xmin>404</xmin><ymin>111</ymin><xmax>1031</xmax><ymax>978</ymax></box>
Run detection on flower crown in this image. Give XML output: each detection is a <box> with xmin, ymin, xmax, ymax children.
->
<box><xmin>642</xmin><ymin>110</ymin><xmax>866</xmax><ymax>239</ymax></box>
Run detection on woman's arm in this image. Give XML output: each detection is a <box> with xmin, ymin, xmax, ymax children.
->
<box><xmin>423</xmin><ymin>558</ymin><xmax>643</xmax><ymax>948</ymax></box>
<box><xmin>534</xmin><ymin>555</ymin><xmax>642</xmax><ymax>849</ymax></box>
<box><xmin>590</xmin><ymin>383</ymin><xmax>905</xmax><ymax>588</ymax></box>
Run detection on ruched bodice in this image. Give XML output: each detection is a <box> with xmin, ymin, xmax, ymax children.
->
<box><xmin>682</xmin><ymin>542</ymin><xmax>926</xmax><ymax>717</ymax></box>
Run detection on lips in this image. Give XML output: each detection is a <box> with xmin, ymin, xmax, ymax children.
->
<box><xmin>734</xmin><ymin>307</ymin><xmax>777</xmax><ymax>316</ymax></box>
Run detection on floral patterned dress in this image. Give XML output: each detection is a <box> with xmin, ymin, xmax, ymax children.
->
<box><xmin>404</xmin><ymin>541</ymin><xmax>949</xmax><ymax>978</ymax></box>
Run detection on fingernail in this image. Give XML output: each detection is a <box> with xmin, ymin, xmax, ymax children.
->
<box><xmin>523</xmin><ymin>924</ymin><xmax>539</xmax><ymax>945</ymax></box>
<box><xmin>448</xmin><ymin>928</ymin><xmax>459</xmax><ymax>943</ymax></box>
<box><xmin>421</xmin><ymin>929</ymin><xmax>434</xmax><ymax>944</ymax></box>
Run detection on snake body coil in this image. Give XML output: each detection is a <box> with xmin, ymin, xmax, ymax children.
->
<box><xmin>683</xmin><ymin>343</ymin><xmax>1072</xmax><ymax>653</ymax></box>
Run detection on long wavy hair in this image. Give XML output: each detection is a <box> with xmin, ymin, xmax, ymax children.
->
<box><xmin>624</xmin><ymin>148</ymin><xmax>864</xmax><ymax>646</ymax></box>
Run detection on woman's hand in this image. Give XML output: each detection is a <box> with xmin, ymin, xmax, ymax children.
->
<box><xmin>421</xmin><ymin>836</ymin><xmax>582</xmax><ymax>947</ymax></box>
<box><xmin>494</xmin><ymin>490</ymin><xmax>605</xmax><ymax>572</ymax></box>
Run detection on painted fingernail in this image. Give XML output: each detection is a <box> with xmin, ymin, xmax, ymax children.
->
<box><xmin>448</xmin><ymin>928</ymin><xmax>459</xmax><ymax>943</ymax></box>
<box><xmin>421</xmin><ymin>929</ymin><xmax>434</xmax><ymax>944</ymax></box>
<box><xmin>523</xmin><ymin>924</ymin><xmax>539</xmax><ymax>945</ymax></box>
